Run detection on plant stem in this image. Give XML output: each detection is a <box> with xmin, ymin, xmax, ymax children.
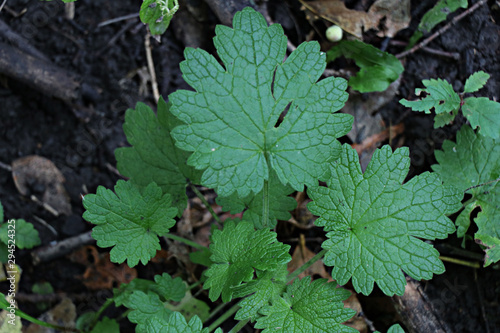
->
<box><xmin>286</xmin><ymin>248</ymin><xmax>327</xmax><ymax>283</ymax></box>
<box><xmin>229</xmin><ymin>319</ymin><xmax>250</xmax><ymax>333</ymax></box>
<box><xmin>164</xmin><ymin>233</ymin><xmax>207</xmax><ymax>251</ymax></box>
<box><xmin>189</xmin><ymin>183</ymin><xmax>222</xmax><ymax>224</ymax></box>
<box><xmin>205</xmin><ymin>301</ymin><xmax>228</xmax><ymax>323</ymax></box>
<box><xmin>439</xmin><ymin>255</ymin><xmax>481</xmax><ymax>268</ymax></box>
<box><xmin>262</xmin><ymin>179</ymin><xmax>270</xmax><ymax>228</ymax></box>
<box><xmin>207</xmin><ymin>301</ymin><xmax>240</xmax><ymax>332</ymax></box>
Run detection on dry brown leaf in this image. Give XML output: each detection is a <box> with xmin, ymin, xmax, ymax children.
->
<box><xmin>11</xmin><ymin>155</ymin><xmax>71</xmax><ymax>216</ymax></box>
<box><xmin>287</xmin><ymin>234</ymin><xmax>332</xmax><ymax>281</ymax></box>
<box><xmin>300</xmin><ymin>0</ymin><xmax>410</xmax><ymax>38</ymax></box>
<box><xmin>69</xmin><ymin>245</ymin><xmax>137</xmax><ymax>290</ymax></box>
<box><xmin>25</xmin><ymin>297</ymin><xmax>76</xmax><ymax>333</ymax></box>
<box><xmin>369</xmin><ymin>0</ymin><xmax>411</xmax><ymax>37</ymax></box>
<box><xmin>343</xmin><ymin>293</ymin><xmax>368</xmax><ymax>333</ymax></box>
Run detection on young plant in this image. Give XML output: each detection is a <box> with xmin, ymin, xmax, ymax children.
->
<box><xmin>400</xmin><ymin>71</ymin><xmax>500</xmax><ymax>139</ymax></box>
<box><xmin>79</xmin><ymin>7</ymin><xmax>462</xmax><ymax>332</ymax></box>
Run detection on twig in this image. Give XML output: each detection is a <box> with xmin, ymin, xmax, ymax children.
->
<box><xmin>390</xmin><ymin>40</ymin><xmax>460</xmax><ymax>60</ymax></box>
<box><xmin>97</xmin><ymin>13</ymin><xmax>139</xmax><ymax>28</ymax></box>
<box><xmin>145</xmin><ymin>31</ymin><xmax>160</xmax><ymax>102</ymax></box>
<box><xmin>0</xmin><ymin>19</ymin><xmax>51</xmax><ymax>62</ymax></box>
<box><xmin>396</xmin><ymin>0</ymin><xmax>487</xmax><ymax>59</ymax></box>
<box><xmin>0</xmin><ymin>160</ymin><xmax>12</xmax><ymax>172</ymax></box>
<box><xmin>32</xmin><ymin>215</ymin><xmax>58</xmax><ymax>237</ymax></box>
<box><xmin>31</xmin><ymin>231</ymin><xmax>94</xmax><ymax>264</ymax></box>
<box><xmin>30</xmin><ymin>195</ymin><xmax>60</xmax><ymax>217</ymax></box>
<box><xmin>0</xmin><ymin>0</ymin><xmax>7</xmax><ymax>13</ymax></box>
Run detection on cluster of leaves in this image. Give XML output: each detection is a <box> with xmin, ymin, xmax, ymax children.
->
<box><xmin>0</xmin><ymin>201</ymin><xmax>41</xmax><ymax>263</ymax></box>
<box><xmin>140</xmin><ymin>0</ymin><xmax>179</xmax><ymax>36</ymax></box>
<box><xmin>327</xmin><ymin>40</ymin><xmax>404</xmax><ymax>93</ymax></box>
<box><xmin>78</xmin><ymin>7</ymin><xmax>465</xmax><ymax>333</ymax></box>
<box><xmin>400</xmin><ymin>71</ymin><xmax>500</xmax><ymax>139</ymax></box>
<box><xmin>400</xmin><ymin>74</ymin><xmax>500</xmax><ymax>266</ymax></box>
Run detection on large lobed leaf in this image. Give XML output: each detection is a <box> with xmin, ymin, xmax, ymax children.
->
<box><xmin>432</xmin><ymin>126</ymin><xmax>500</xmax><ymax>266</ymax></box>
<box><xmin>170</xmin><ymin>7</ymin><xmax>352</xmax><ymax>197</ymax></box>
<box><xmin>115</xmin><ymin>98</ymin><xmax>201</xmax><ymax>216</ymax></box>
<box><xmin>308</xmin><ymin>144</ymin><xmax>462</xmax><ymax>296</ymax></box>
<box><xmin>255</xmin><ymin>277</ymin><xmax>356</xmax><ymax>333</ymax></box>
<box><xmin>83</xmin><ymin>180</ymin><xmax>177</xmax><ymax>267</ymax></box>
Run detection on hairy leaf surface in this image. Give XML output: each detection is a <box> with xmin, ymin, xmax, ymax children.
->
<box><xmin>204</xmin><ymin>221</ymin><xmax>291</xmax><ymax>302</ymax></box>
<box><xmin>308</xmin><ymin>145</ymin><xmax>462</xmax><ymax>295</ymax></box>
<box><xmin>83</xmin><ymin>180</ymin><xmax>177</xmax><ymax>267</ymax></box>
<box><xmin>170</xmin><ymin>7</ymin><xmax>352</xmax><ymax>197</ymax></box>
<box><xmin>115</xmin><ymin>98</ymin><xmax>202</xmax><ymax>216</ymax></box>
<box><xmin>255</xmin><ymin>277</ymin><xmax>356</xmax><ymax>333</ymax></box>
<box><xmin>433</xmin><ymin>126</ymin><xmax>500</xmax><ymax>265</ymax></box>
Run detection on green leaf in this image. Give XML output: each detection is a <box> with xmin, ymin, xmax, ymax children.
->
<box><xmin>462</xmin><ymin>97</ymin><xmax>500</xmax><ymax>139</ymax></box>
<box><xmin>255</xmin><ymin>277</ymin><xmax>356</xmax><ymax>333</ymax></box>
<box><xmin>83</xmin><ymin>180</ymin><xmax>177</xmax><ymax>267</ymax></box>
<box><xmin>140</xmin><ymin>0</ymin><xmax>179</xmax><ymax>35</ymax></box>
<box><xmin>189</xmin><ymin>248</ymin><xmax>212</xmax><ymax>267</ymax></box>
<box><xmin>308</xmin><ymin>144</ymin><xmax>462</xmax><ymax>296</ymax></box>
<box><xmin>464</xmin><ymin>71</ymin><xmax>490</xmax><ymax>93</ymax></box>
<box><xmin>0</xmin><ymin>219</ymin><xmax>41</xmax><ymax>249</ymax></box>
<box><xmin>327</xmin><ymin>40</ymin><xmax>404</xmax><ymax>93</ymax></box>
<box><xmin>204</xmin><ymin>221</ymin><xmax>291</xmax><ymax>302</ymax></box>
<box><xmin>114</xmin><ymin>278</ymin><xmax>155</xmax><ymax>307</ymax></box>
<box><xmin>151</xmin><ymin>273</ymin><xmax>186</xmax><ymax>302</ymax></box>
<box><xmin>216</xmin><ymin>170</ymin><xmax>297</xmax><ymax>229</ymax></box>
<box><xmin>475</xmin><ymin>233</ymin><xmax>500</xmax><ymax>267</ymax></box>
<box><xmin>115</xmin><ymin>98</ymin><xmax>202</xmax><ymax>216</ymax></box>
<box><xmin>145</xmin><ymin>312</ymin><xmax>219</xmax><ymax>333</ymax></box>
<box><xmin>0</xmin><ymin>200</ymin><xmax>3</xmax><ymax>222</ymax></box>
<box><xmin>90</xmin><ymin>317</ymin><xmax>120</xmax><ymax>333</ymax></box>
<box><xmin>165</xmin><ymin>290</ymin><xmax>211</xmax><ymax>322</ymax></box>
<box><xmin>170</xmin><ymin>7</ymin><xmax>352</xmax><ymax>197</ymax></box>
<box><xmin>400</xmin><ymin>78</ymin><xmax>460</xmax><ymax>116</ymax></box>
<box><xmin>127</xmin><ymin>291</ymin><xmax>172</xmax><ymax>333</ymax></box>
<box><xmin>432</xmin><ymin>126</ymin><xmax>500</xmax><ymax>265</ymax></box>
<box><xmin>233</xmin><ymin>265</ymin><xmax>288</xmax><ymax>321</ymax></box>
<box><xmin>407</xmin><ymin>0</ymin><xmax>468</xmax><ymax>48</ymax></box>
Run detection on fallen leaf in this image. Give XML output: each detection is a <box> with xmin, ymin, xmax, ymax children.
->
<box><xmin>11</xmin><ymin>155</ymin><xmax>71</xmax><ymax>216</ymax></box>
<box><xmin>25</xmin><ymin>297</ymin><xmax>76</xmax><ymax>333</ymax></box>
<box><xmin>300</xmin><ymin>0</ymin><xmax>410</xmax><ymax>38</ymax></box>
<box><xmin>69</xmin><ymin>245</ymin><xmax>137</xmax><ymax>290</ymax></box>
<box><xmin>288</xmin><ymin>234</ymin><xmax>332</xmax><ymax>281</ymax></box>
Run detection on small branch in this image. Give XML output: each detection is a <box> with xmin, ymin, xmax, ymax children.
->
<box><xmin>97</xmin><ymin>13</ymin><xmax>139</xmax><ymax>28</ymax></box>
<box><xmin>0</xmin><ymin>0</ymin><xmax>7</xmax><ymax>13</ymax></box>
<box><xmin>390</xmin><ymin>40</ymin><xmax>460</xmax><ymax>60</ymax></box>
<box><xmin>163</xmin><ymin>233</ymin><xmax>207</xmax><ymax>251</ymax></box>
<box><xmin>32</xmin><ymin>231</ymin><xmax>94</xmax><ymax>264</ymax></box>
<box><xmin>145</xmin><ymin>31</ymin><xmax>160</xmax><ymax>102</ymax></box>
<box><xmin>286</xmin><ymin>248</ymin><xmax>327</xmax><ymax>283</ymax></box>
<box><xmin>396</xmin><ymin>0</ymin><xmax>487</xmax><ymax>59</ymax></box>
<box><xmin>189</xmin><ymin>183</ymin><xmax>222</xmax><ymax>224</ymax></box>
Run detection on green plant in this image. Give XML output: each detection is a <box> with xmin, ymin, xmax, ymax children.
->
<box><xmin>400</xmin><ymin>73</ymin><xmax>500</xmax><ymax>267</ymax></box>
<box><xmin>72</xmin><ymin>7</ymin><xmax>465</xmax><ymax>332</ymax></box>
<box><xmin>0</xmin><ymin>200</ymin><xmax>41</xmax><ymax>263</ymax></box>
<box><xmin>400</xmin><ymin>71</ymin><xmax>500</xmax><ymax>138</ymax></box>
<box><xmin>327</xmin><ymin>39</ymin><xmax>404</xmax><ymax>93</ymax></box>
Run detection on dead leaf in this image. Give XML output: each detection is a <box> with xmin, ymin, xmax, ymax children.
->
<box><xmin>343</xmin><ymin>293</ymin><xmax>368</xmax><ymax>333</ymax></box>
<box><xmin>68</xmin><ymin>245</ymin><xmax>137</xmax><ymax>290</ymax></box>
<box><xmin>369</xmin><ymin>0</ymin><xmax>411</xmax><ymax>37</ymax></box>
<box><xmin>25</xmin><ymin>297</ymin><xmax>76</xmax><ymax>333</ymax></box>
<box><xmin>288</xmin><ymin>234</ymin><xmax>332</xmax><ymax>281</ymax></box>
<box><xmin>300</xmin><ymin>0</ymin><xmax>410</xmax><ymax>38</ymax></box>
<box><xmin>11</xmin><ymin>155</ymin><xmax>71</xmax><ymax>216</ymax></box>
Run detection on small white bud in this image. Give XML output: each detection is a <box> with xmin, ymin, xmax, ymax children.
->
<box><xmin>326</xmin><ymin>25</ymin><xmax>343</xmax><ymax>42</ymax></box>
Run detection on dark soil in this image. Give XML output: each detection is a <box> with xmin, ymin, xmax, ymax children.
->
<box><xmin>0</xmin><ymin>0</ymin><xmax>499</xmax><ymax>332</ymax></box>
